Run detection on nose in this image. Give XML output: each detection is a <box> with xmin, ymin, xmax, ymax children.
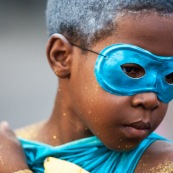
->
<box><xmin>131</xmin><ymin>92</ymin><xmax>160</xmax><ymax>110</ymax></box>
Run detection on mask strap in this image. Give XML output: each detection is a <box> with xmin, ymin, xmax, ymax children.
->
<box><xmin>70</xmin><ymin>42</ymin><xmax>108</xmax><ymax>59</ymax></box>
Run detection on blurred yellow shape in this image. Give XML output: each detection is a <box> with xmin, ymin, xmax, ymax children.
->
<box><xmin>44</xmin><ymin>157</ymin><xmax>90</xmax><ymax>173</ymax></box>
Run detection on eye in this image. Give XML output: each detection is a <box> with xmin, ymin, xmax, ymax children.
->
<box><xmin>165</xmin><ymin>72</ymin><xmax>173</xmax><ymax>84</ymax></box>
<box><xmin>121</xmin><ymin>63</ymin><xmax>145</xmax><ymax>78</ymax></box>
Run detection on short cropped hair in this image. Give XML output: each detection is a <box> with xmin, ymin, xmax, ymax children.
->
<box><xmin>46</xmin><ymin>0</ymin><xmax>173</xmax><ymax>48</ymax></box>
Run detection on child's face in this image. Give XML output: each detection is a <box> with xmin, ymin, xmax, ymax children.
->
<box><xmin>69</xmin><ymin>13</ymin><xmax>173</xmax><ymax>151</ymax></box>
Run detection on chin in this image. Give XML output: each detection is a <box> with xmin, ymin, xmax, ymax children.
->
<box><xmin>105</xmin><ymin>139</ymin><xmax>143</xmax><ymax>152</ymax></box>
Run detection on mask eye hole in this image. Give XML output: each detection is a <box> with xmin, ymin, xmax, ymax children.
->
<box><xmin>121</xmin><ymin>63</ymin><xmax>145</xmax><ymax>78</ymax></box>
<box><xmin>165</xmin><ymin>72</ymin><xmax>173</xmax><ymax>84</ymax></box>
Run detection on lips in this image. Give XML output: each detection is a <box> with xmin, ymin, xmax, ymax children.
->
<box><xmin>126</xmin><ymin>121</ymin><xmax>151</xmax><ymax>130</ymax></box>
<box><xmin>122</xmin><ymin>121</ymin><xmax>151</xmax><ymax>139</ymax></box>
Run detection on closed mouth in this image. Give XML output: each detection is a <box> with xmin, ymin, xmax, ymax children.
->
<box><xmin>121</xmin><ymin>121</ymin><xmax>151</xmax><ymax>139</ymax></box>
<box><xmin>125</xmin><ymin>121</ymin><xmax>151</xmax><ymax>130</ymax></box>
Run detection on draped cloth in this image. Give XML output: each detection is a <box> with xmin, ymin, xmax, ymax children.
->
<box><xmin>20</xmin><ymin>133</ymin><xmax>168</xmax><ymax>173</ymax></box>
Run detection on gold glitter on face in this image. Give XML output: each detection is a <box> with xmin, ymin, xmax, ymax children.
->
<box><xmin>88</xmin><ymin>110</ymin><xmax>91</xmax><ymax>114</ymax></box>
<box><xmin>53</xmin><ymin>135</ymin><xmax>57</xmax><ymax>139</ymax></box>
<box><xmin>0</xmin><ymin>156</ymin><xmax>4</xmax><ymax>166</ymax></box>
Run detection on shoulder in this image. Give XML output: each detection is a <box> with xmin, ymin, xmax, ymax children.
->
<box><xmin>15</xmin><ymin>120</ymin><xmax>60</xmax><ymax>146</ymax></box>
<box><xmin>15</xmin><ymin>121</ymin><xmax>46</xmax><ymax>141</ymax></box>
<box><xmin>135</xmin><ymin>140</ymin><xmax>173</xmax><ymax>173</ymax></box>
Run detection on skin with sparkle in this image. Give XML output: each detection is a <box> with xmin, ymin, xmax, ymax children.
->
<box><xmin>13</xmin><ymin>13</ymin><xmax>173</xmax><ymax>172</ymax></box>
<box><xmin>0</xmin><ymin>122</ymin><xmax>30</xmax><ymax>173</ymax></box>
<box><xmin>137</xmin><ymin>160</ymin><xmax>173</xmax><ymax>173</ymax></box>
<box><xmin>149</xmin><ymin>161</ymin><xmax>173</xmax><ymax>173</ymax></box>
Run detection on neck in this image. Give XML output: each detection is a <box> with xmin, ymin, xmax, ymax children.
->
<box><xmin>47</xmin><ymin>82</ymin><xmax>93</xmax><ymax>145</ymax></box>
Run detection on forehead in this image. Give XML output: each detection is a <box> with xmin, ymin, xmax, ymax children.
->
<box><xmin>96</xmin><ymin>13</ymin><xmax>173</xmax><ymax>57</ymax></box>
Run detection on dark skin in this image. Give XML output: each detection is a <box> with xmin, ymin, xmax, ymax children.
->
<box><xmin>1</xmin><ymin>13</ymin><xmax>173</xmax><ymax>172</ymax></box>
<box><xmin>0</xmin><ymin>122</ymin><xmax>29</xmax><ymax>173</ymax></box>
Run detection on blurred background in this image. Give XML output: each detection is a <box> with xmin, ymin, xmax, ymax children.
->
<box><xmin>0</xmin><ymin>0</ymin><xmax>173</xmax><ymax>140</ymax></box>
<box><xmin>0</xmin><ymin>0</ymin><xmax>57</xmax><ymax>128</ymax></box>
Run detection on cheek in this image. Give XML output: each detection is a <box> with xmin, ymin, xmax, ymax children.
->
<box><xmin>74</xmin><ymin>77</ymin><xmax>117</xmax><ymax>130</ymax></box>
<box><xmin>78</xmin><ymin>89</ymin><xmax>126</xmax><ymax>140</ymax></box>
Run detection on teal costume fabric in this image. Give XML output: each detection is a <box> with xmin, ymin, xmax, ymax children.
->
<box><xmin>20</xmin><ymin>133</ymin><xmax>168</xmax><ymax>173</ymax></box>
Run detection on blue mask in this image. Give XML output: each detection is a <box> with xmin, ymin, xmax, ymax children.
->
<box><xmin>94</xmin><ymin>44</ymin><xmax>173</xmax><ymax>103</ymax></box>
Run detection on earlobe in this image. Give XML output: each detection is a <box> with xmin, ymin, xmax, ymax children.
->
<box><xmin>46</xmin><ymin>33</ymin><xmax>73</xmax><ymax>78</ymax></box>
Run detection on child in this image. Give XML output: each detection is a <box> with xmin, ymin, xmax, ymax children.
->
<box><xmin>1</xmin><ymin>0</ymin><xmax>173</xmax><ymax>172</ymax></box>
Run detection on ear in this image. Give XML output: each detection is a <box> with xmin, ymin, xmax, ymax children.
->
<box><xmin>46</xmin><ymin>33</ymin><xmax>73</xmax><ymax>78</ymax></box>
